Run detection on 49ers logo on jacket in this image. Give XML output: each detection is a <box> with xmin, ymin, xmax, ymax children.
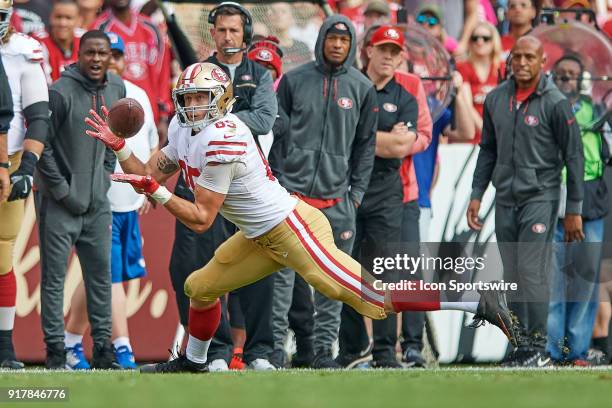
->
<box><xmin>211</xmin><ymin>67</ymin><xmax>229</xmax><ymax>82</ymax></box>
<box><xmin>383</xmin><ymin>103</ymin><xmax>397</xmax><ymax>112</ymax></box>
<box><xmin>532</xmin><ymin>223</ymin><xmax>547</xmax><ymax>234</ymax></box>
<box><xmin>337</xmin><ymin>97</ymin><xmax>353</xmax><ymax>110</ymax></box>
<box><xmin>524</xmin><ymin>115</ymin><xmax>539</xmax><ymax>127</ymax></box>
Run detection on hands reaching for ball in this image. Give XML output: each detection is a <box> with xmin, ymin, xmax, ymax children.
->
<box><xmin>111</xmin><ymin>173</ymin><xmax>160</xmax><ymax>195</ymax></box>
<box><xmin>84</xmin><ymin>106</ymin><xmax>126</xmax><ymax>151</ymax></box>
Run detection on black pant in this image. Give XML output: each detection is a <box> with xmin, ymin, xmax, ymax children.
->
<box><xmin>169</xmin><ymin>176</ymin><xmax>274</xmax><ymax>363</ymax></box>
<box><xmin>339</xmin><ymin>173</ymin><xmax>403</xmax><ymax>361</ymax></box>
<box><xmin>288</xmin><ymin>273</ymin><xmax>314</xmax><ymax>357</ymax></box>
<box><xmin>400</xmin><ymin>200</ymin><xmax>424</xmax><ymax>352</ymax></box>
<box><xmin>495</xmin><ymin>201</ymin><xmax>558</xmax><ymax>350</ymax></box>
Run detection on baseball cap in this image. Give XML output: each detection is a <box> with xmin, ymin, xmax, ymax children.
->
<box><xmin>106</xmin><ymin>31</ymin><xmax>124</xmax><ymax>54</ymax></box>
<box><xmin>417</xmin><ymin>4</ymin><xmax>444</xmax><ymax>22</ymax></box>
<box><xmin>369</xmin><ymin>25</ymin><xmax>404</xmax><ymax>49</ymax></box>
<box><xmin>364</xmin><ymin>0</ymin><xmax>390</xmax><ymax>16</ymax></box>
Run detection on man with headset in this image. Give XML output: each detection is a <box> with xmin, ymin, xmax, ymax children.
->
<box><xmin>168</xmin><ymin>1</ymin><xmax>278</xmax><ymax>371</ymax></box>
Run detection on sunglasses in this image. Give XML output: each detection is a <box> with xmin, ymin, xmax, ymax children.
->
<box><xmin>470</xmin><ymin>35</ymin><xmax>492</xmax><ymax>43</ymax></box>
<box><xmin>416</xmin><ymin>14</ymin><xmax>440</xmax><ymax>27</ymax></box>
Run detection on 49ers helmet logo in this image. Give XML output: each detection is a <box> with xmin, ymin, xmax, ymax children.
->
<box><xmin>525</xmin><ymin>115</ymin><xmax>539</xmax><ymax>127</ymax></box>
<box><xmin>211</xmin><ymin>67</ymin><xmax>229</xmax><ymax>82</ymax></box>
<box><xmin>337</xmin><ymin>97</ymin><xmax>353</xmax><ymax>109</ymax></box>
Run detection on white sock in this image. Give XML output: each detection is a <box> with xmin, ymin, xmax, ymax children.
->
<box><xmin>185</xmin><ymin>334</ymin><xmax>210</xmax><ymax>364</ymax></box>
<box><xmin>113</xmin><ymin>336</ymin><xmax>132</xmax><ymax>351</ymax></box>
<box><xmin>440</xmin><ymin>302</ymin><xmax>479</xmax><ymax>314</ymax></box>
<box><xmin>64</xmin><ymin>331</ymin><xmax>83</xmax><ymax>348</ymax></box>
<box><xmin>0</xmin><ymin>307</ymin><xmax>15</xmax><ymax>331</ymax></box>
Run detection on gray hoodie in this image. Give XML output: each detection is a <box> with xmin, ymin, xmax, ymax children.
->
<box><xmin>35</xmin><ymin>64</ymin><xmax>126</xmax><ymax>214</ymax></box>
<box><xmin>276</xmin><ymin>15</ymin><xmax>378</xmax><ymax>205</ymax></box>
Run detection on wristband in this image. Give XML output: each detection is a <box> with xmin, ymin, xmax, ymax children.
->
<box><xmin>0</xmin><ymin>162</ymin><xmax>8</xmax><ymax>169</ymax></box>
<box><xmin>150</xmin><ymin>185</ymin><xmax>172</xmax><ymax>205</ymax></box>
<box><xmin>114</xmin><ymin>145</ymin><xmax>132</xmax><ymax>162</ymax></box>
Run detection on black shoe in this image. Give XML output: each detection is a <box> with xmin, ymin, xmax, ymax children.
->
<box><xmin>469</xmin><ymin>282</ymin><xmax>518</xmax><ymax>347</ymax></box>
<box><xmin>91</xmin><ymin>340</ymin><xmax>120</xmax><ymax>370</ymax></box>
<box><xmin>371</xmin><ymin>358</ymin><xmax>403</xmax><ymax>369</ymax></box>
<box><xmin>0</xmin><ymin>358</ymin><xmax>24</xmax><ymax>369</ymax></box>
<box><xmin>402</xmin><ymin>348</ymin><xmax>426</xmax><ymax>368</ymax></box>
<box><xmin>311</xmin><ymin>350</ymin><xmax>342</xmax><ymax>369</ymax></box>
<box><xmin>291</xmin><ymin>352</ymin><xmax>314</xmax><ymax>368</ymax></box>
<box><xmin>269</xmin><ymin>349</ymin><xmax>287</xmax><ymax>369</ymax></box>
<box><xmin>519</xmin><ymin>350</ymin><xmax>553</xmax><ymax>368</ymax></box>
<box><xmin>500</xmin><ymin>346</ymin><xmax>528</xmax><ymax>367</ymax></box>
<box><xmin>336</xmin><ymin>342</ymin><xmax>373</xmax><ymax>369</ymax></box>
<box><xmin>46</xmin><ymin>342</ymin><xmax>66</xmax><ymax>369</ymax></box>
<box><xmin>140</xmin><ymin>352</ymin><xmax>208</xmax><ymax>373</ymax></box>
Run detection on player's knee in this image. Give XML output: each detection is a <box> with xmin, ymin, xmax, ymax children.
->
<box><xmin>184</xmin><ymin>274</ymin><xmax>218</xmax><ymax>303</ymax></box>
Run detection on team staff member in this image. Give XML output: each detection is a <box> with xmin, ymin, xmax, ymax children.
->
<box><xmin>468</xmin><ymin>36</ymin><xmax>584</xmax><ymax>367</ymax></box>
<box><xmin>0</xmin><ymin>0</ymin><xmax>49</xmax><ymax>370</ymax></box>
<box><xmin>273</xmin><ymin>15</ymin><xmax>378</xmax><ymax>369</ymax></box>
<box><xmin>169</xmin><ymin>1</ymin><xmax>278</xmax><ymax>371</ymax></box>
<box><xmin>338</xmin><ymin>26</ymin><xmax>419</xmax><ymax>369</ymax></box>
<box><xmin>35</xmin><ymin>30</ymin><xmax>125</xmax><ymax>369</ymax></box>
<box><xmin>33</xmin><ymin>0</ymin><xmax>83</xmax><ymax>83</ymax></box>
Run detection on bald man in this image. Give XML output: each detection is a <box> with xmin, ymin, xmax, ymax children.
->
<box><xmin>467</xmin><ymin>36</ymin><xmax>584</xmax><ymax>367</ymax></box>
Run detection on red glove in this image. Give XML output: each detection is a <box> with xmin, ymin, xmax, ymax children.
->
<box><xmin>111</xmin><ymin>173</ymin><xmax>160</xmax><ymax>195</ymax></box>
<box><xmin>85</xmin><ymin>106</ymin><xmax>126</xmax><ymax>151</ymax></box>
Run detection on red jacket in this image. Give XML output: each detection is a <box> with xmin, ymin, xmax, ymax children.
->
<box><xmin>394</xmin><ymin>71</ymin><xmax>433</xmax><ymax>203</ymax></box>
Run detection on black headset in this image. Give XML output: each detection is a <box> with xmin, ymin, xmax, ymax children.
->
<box><xmin>208</xmin><ymin>2</ymin><xmax>253</xmax><ymax>46</ymax></box>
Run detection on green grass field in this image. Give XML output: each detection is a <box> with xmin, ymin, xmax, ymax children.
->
<box><xmin>2</xmin><ymin>368</ymin><xmax>612</xmax><ymax>408</ymax></box>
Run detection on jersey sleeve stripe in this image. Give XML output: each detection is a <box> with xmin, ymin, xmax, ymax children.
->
<box><xmin>208</xmin><ymin>141</ymin><xmax>247</xmax><ymax>147</ymax></box>
<box><xmin>205</xmin><ymin>150</ymin><xmax>246</xmax><ymax>157</ymax></box>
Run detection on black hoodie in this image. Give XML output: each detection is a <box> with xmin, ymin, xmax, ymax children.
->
<box><xmin>275</xmin><ymin>15</ymin><xmax>378</xmax><ymax>205</ymax></box>
<box><xmin>35</xmin><ymin>64</ymin><xmax>126</xmax><ymax>214</ymax></box>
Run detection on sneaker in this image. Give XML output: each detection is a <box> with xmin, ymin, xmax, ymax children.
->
<box><xmin>519</xmin><ymin>350</ymin><xmax>553</xmax><ymax>368</ymax></box>
<box><xmin>45</xmin><ymin>342</ymin><xmax>66</xmax><ymax>370</ymax></box>
<box><xmin>229</xmin><ymin>352</ymin><xmax>246</xmax><ymax>370</ymax></box>
<box><xmin>65</xmin><ymin>343</ymin><xmax>90</xmax><ymax>370</ymax></box>
<box><xmin>207</xmin><ymin>358</ymin><xmax>229</xmax><ymax>372</ymax></box>
<box><xmin>141</xmin><ymin>352</ymin><xmax>207</xmax><ymax>373</ymax></box>
<box><xmin>248</xmin><ymin>358</ymin><xmax>276</xmax><ymax>371</ymax></box>
<box><xmin>586</xmin><ymin>348</ymin><xmax>609</xmax><ymax>366</ymax></box>
<box><xmin>371</xmin><ymin>358</ymin><xmax>403</xmax><ymax>369</ymax></box>
<box><xmin>500</xmin><ymin>347</ymin><xmax>528</xmax><ymax>367</ymax></box>
<box><xmin>91</xmin><ymin>340</ymin><xmax>120</xmax><ymax>370</ymax></box>
<box><xmin>311</xmin><ymin>350</ymin><xmax>342</xmax><ymax>369</ymax></box>
<box><xmin>0</xmin><ymin>358</ymin><xmax>24</xmax><ymax>370</ymax></box>
<box><xmin>336</xmin><ymin>342</ymin><xmax>373</xmax><ymax>369</ymax></box>
<box><xmin>114</xmin><ymin>345</ymin><xmax>137</xmax><ymax>370</ymax></box>
<box><xmin>469</xmin><ymin>283</ymin><xmax>518</xmax><ymax>347</ymax></box>
<box><xmin>402</xmin><ymin>348</ymin><xmax>426</xmax><ymax>368</ymax></box>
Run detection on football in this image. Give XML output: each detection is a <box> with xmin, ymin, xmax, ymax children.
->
<box><xmin>107</xmin><ymin>98</ymin><xmax>145</xmax><ymax>139</ymax></box>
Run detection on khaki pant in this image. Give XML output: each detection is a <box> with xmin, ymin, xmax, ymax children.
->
<box><xmin>185</xmin><ymin>200</ymin><xmax>387</xmax><ymax>320</ymax></box>
<box><xmin>0</xmin><ymin>152</ymin><xmax>24</xmax><ymax>274</ymax></box>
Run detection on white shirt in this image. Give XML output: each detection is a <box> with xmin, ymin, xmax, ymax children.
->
<box><xmin>107</xmin><ymin>80</ymin><xmax>159</xmax><ymax>212</ymax></box>
<box><xmin>0</xmin><ymin>33</ymin><xmax>48</xmax><ymax>155</ymax></box>
<box><xmin>162</xmin><ymin>113</ymin><xmax>297</xmax><ymax>238</ymax></box>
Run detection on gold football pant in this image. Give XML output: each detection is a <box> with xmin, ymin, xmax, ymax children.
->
<box><xmin>0</xmin><ymin>152</ymin><xmax>23</xmax><ymax>275</ymax></box>
<box><xmin>184</xmin><ymin>200</ymin><xmax>387</xmax><ymax>320</ymax></box>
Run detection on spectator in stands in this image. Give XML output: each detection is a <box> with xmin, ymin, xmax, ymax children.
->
<box><xmin>273</xmin><ymin>15</ymin><xmax>378</xmax><ymax>369</ymax></box>
<box><xmin>76</xmin><ymin>0</ymin><xmax>103</xmax><ymax>30</ymax></box>
<box><xmin>93</xmin><ymin>0</ymin><xmax>172</xmax><ymax>144</ymax></box>
<box><xmin>500</xmin><ymin>0</ymin><xmax>536</xmax><ymax>54</ymax></box>
<box><xmin>13</xmin><ymin>0</ymin><xmax>51</xmax><ymax>34</ymax></box>
<box><xmin>62</xmin><ymin>32</ymin><xmax>158</xmax><ymax>370</ymax></box>
<box><xmin>33</xmin><ymin>0</ymin><xmax>83</xmax><ymax>83</ymax></box>
<box><xmin>456</xmin><ymin>21</ymin><xmax>504</xmax><ymax>144</ymax></box>
<box><xmin>267</xmin><ymin>2</ymin><xmax>312</xmax><ymax>71</ymax></box>
<box><xmin>415</xmin><ymin>5</ymin><xmax>458</xmax><ymax>54</ymax></box>
<box><xmin>169</xmin><ymin>2</ymin><xmax>278</xmax><ymax>372</ymax></box>
<box><xmin>362</xmin><ymin>0</ymin><xmax>391</xmax><ymax>33</ymax></box>
<box><xmin>35</xmin><ymin>30</ymin><xmax>126</xmax><ymax>369</ymax></box>
<box><xmin>547</xmin><ymin>54</ymin><xmax>609</xmax><ymax>366</ymax></box>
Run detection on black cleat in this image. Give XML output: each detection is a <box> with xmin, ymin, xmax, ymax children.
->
<box><xmin>469</xmin><ymin>282</ymin><xmax>518</xmax><ymax>347</ymax></box>
<box><xmin>45</xmin><ymin>342</ymin><xmax>66</xmax><ymax>370</ymax></box>
<box><xmin>91</xmin><ymin>340</ymin><xmax>120</xmax><ymax>370</ymax></box>
<box><xmin>519</xmin><ymin>350</ymin><xmax>553</xmax><ymax>368</ymax></box>
<box><xmin>336</xmin><ymin>342</ymin><xmax>373</xmax><ymax>369</ymax></box>
<box><xmin>140</xmin><ymin>352</ymin><xmax>207</xmax><ymax>373</ymax></box>
<box><xmin>371</xmin><ymin>358</ymin><xmax>403</xmax><ymax>369</ymax></box>
<box><xmin>402</xmin><ymin>348</ymin><xmax>426</xmax><ymax>368</ymax></box>
<box><xmin>0</xmin><ymin>358</ymin><xmax>24</xmax><ymax>370</ymax></box>
<box><xmin>311</xmin><ymin>350</ymin><xmax>342</xmax><ymax>369</ymax></box>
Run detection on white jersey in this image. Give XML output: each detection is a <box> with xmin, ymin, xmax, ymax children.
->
<box><xmin>162</xmin><ymin>113</ymin><xmax>297</xmax><ymax>238</ymax></box>
<box><xmin>0</xmin><ymin>32</ymin><xmax>47</xmax><ymax>155</ymax></box>
<box><xmin>108</xmin><ymin>80</ymin><xmax>159</xmax><ymax>212</ymax></box>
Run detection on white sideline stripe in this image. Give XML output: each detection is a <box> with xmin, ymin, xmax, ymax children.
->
<box><xmin>287</xmin><ymin>212</ymin><xmax>385</xmax><ymax>305</ymax></box>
